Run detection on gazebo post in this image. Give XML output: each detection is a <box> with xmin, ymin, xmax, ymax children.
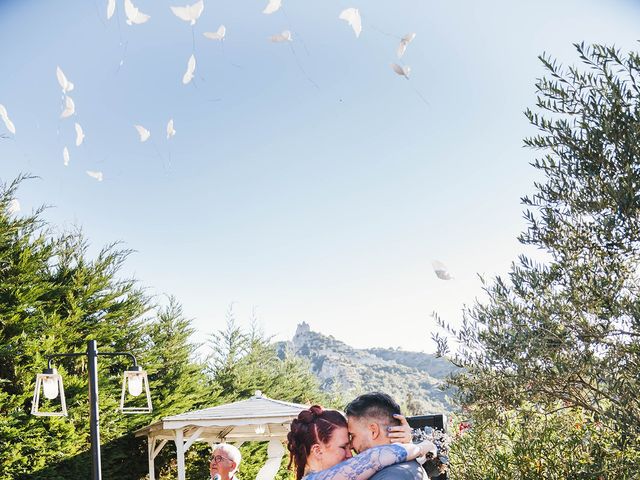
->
<box><xmin>148</xmin><ymin>436</ymin><xmax>168</xmax><ymax>480</ymax></box>
<box><xmin>255</xmin><ymin>440</ymin><xmax>285</xmax><ymax>480</ymax></box>
<box><xmin>175</xmin><ymin>429</ymin><xmax>186</xmax><ymax>480</ymax></box>
<box><xmin>147</xmin><ymin>436</ymin><xmax>156</xmax><ymax>480</ymax></box>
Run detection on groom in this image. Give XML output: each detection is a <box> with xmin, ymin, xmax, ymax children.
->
<box><xmin>345</xmin><ymin>392</ymin><xmax>430</xmax><ymax>480</ymax></box>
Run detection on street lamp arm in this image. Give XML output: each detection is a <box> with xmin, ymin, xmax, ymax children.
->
<box><xmin>47</xmin><ymin>352</ymin><xmax>85</xmax><ymax>369</ymax></box>
<box><xmin>46</xmin><ymin>351</ymin><xmax>138</xmax><ymax>369</ymax></box>
<box><xmin>98</xmin><ymin>351</ymin><xmax>138</xmax><ymax>366</ymax></box>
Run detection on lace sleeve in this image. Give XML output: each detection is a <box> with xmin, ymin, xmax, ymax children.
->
<box><xmin>305</xmin><ymin>445</ymin><xmax>407</xmax><ymax>480</ymax></box>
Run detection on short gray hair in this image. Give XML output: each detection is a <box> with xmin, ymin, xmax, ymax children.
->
<box><xmin>214</xmin><ymin>443</ymin><xmax>242</xmax><ymax>472</ymax></box>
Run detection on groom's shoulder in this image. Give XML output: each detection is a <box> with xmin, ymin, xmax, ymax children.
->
<box><xmin>370</xmin><ymin>460</ymin><xmax>427</xmax><ymax>480</ymax></box>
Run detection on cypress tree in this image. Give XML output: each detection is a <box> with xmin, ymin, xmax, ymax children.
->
<box><xmin>0</xmin><ymin>177</ymin><xmax>214</xmax><ymax>479</ymax></box>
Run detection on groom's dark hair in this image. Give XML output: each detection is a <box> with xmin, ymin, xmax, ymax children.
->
<box><xmin>345</xmin><ymin>392</ymin><xmax>402</xmax><ymax>426</ymax></box>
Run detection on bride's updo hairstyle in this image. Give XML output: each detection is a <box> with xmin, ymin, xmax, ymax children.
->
<box><xmin>287</xmin><ymin>405</ymin><xmax>348</xmax><ymax>480</ymax></box>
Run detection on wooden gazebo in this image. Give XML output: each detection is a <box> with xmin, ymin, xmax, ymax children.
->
<box><xmin>134</xmin><ymin>391</ymin><xmax>308</xmax><ymax>480</ymax></box>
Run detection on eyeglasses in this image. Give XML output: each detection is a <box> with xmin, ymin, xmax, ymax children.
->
<box><xmin>210</xmin><ymin>454</ymin><xmax>231</xmax><ymax>464</ymax></box>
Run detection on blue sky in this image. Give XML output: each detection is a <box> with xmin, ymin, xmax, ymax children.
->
<box><xmin>1</xmin><ymin>0</ymin><xmax>639</xmax><ymax>352</ymax></box>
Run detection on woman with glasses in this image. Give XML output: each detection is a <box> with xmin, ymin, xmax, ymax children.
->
<box><xmin>210</xmin><ymin>444</ymin><xmax>242</xmax><ymax>480</ymax></box>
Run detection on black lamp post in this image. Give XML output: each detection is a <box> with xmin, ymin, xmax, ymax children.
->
<box><xmin>31</xmin><ymin>340</ymin><xmax>152</xmax><ymax>480</ymax></box>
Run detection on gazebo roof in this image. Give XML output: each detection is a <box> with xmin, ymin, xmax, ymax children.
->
<box><xmin>134</xmin><ymin>391</ymin><xmax>309</xmax><ymax>442</ymax></box>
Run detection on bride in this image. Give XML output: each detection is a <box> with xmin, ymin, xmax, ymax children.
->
<box><xmin>287</xmin><ymin>405</ymin><xmax>435</xmax><ymax>480</ymax></box>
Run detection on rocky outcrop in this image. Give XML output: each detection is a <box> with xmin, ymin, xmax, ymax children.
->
<box><xmin>277</xmin><ymin>323</ymin><xmax>458</xmax><ymax>413</ymax></box>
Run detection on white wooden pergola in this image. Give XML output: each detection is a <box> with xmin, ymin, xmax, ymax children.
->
<box><xmin>134</xmin><ymin>391</ymin><xmax>309</xmax><ymax>480</ymax></box>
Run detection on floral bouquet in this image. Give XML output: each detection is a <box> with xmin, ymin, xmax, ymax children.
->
<box><xmin>412</xmin><ymin>425</ymin><xmax>452</xmax><ymax>478</ymax></box>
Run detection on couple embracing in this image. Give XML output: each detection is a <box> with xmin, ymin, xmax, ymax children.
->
<box><xmin>287</xmin><ymin>392</ymin><xmax>436</xmax><ymax>480</ymax></box>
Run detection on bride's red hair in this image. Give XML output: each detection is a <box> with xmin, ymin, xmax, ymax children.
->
<box><xmin>287</xmin><ymin>405</ymin><xmax>348</xmax><ymax>480</ymax></box>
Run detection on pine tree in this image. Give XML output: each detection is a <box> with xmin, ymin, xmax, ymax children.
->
<box><xmin>144</xmin><ymin>297</ymin><xmax>217</xmax><ymax>416</ymax></box>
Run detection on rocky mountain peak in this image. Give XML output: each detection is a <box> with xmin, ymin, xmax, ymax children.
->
<box><xmin>294</xmin><ymin>321</ymin><xmax>311</xmax><ymax>337</ymax></box>
<box><xmin>280</xmin><ymin>323</ymin><xmax>457</xmax><ymax>413</ymax></box>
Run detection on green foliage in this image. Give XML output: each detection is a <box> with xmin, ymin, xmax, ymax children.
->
<box><xmin>402</xmin><ymin>392</ymin><xmax>423</xmax><ymax>416</ymax></box>
<box><xmin>435</xmin><ymin>43</ymin><xmax>640</xmax><ymax>476</ymax></box>
<box><xmin>144</xmin><ymin>297</ymin><xmax>217</xmax><ymax>418</ymax></box>
<box><xmin>449</xmin><ymin>407</ymin><xmax>640</xmax><ymax>480</ymax></box>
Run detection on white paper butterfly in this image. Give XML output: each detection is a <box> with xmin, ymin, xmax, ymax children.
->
<box><xmin>63</xmin><ymin>146</ymin><xmax>70</xmax><ymax>166</ymax></box>
<box><xmin>74</xmin><ymin>123</ymin><xmax>85</xmax><ymax>146</ymax></box>
<box><xmin>134</xmin><ymin>124</ymin><xmax>151</xmax><ymax>142</ymax></box>
<box><xmin>167</xmin><ymin>119</ymin><xmax>176</xmax><ymax>139</ymax></box>
<box><xmin>397</xmin><ymin>33</ymin><xmax>416</xmax><ymax>58</ymax></box>
<box><xmin>125</xmin><ymin>0</ymin><xmax>150</xmax><ymax>25</ymax></box>
<box><xmin>182</xmin><ymin>54</ymin><xmax>196</xmax><ymax>84</ymax></box>
<box><xmin>56</xmin><ymin>66</ymin><xmax>74</xmax><ymax>94</ymax></box>
<box><xmin>107</xmin><ymin>0</ymin><xmax>116</xmax><ymax>19</ymax></box>
<box><xmin>263</xmin><ymin>0</ymin><xmax>282</xmax><ymax>14</ymax></box>
<box><xmin>60</xmin><ymin>96</ymin><xmax>75</xmax><ymax>118</ymax></box>
<box><xmin>339</xmin><ymin>8</ymin><xmax>362</xmax><ymax>38</ymax></box>
<box><xmin>432</xmin><ymin>260</ymin><xmax>454</xmax><ymax>280</ymax></box>
<box><xmin>170</xmin><ymin>0</ymin><xmax>204</xmax><ymax>26</ymax></box>
<box><xmin>270</xmin><ymin>30</ymin><xmax>292</xmax><ymax>42</ymax></box>
<box><xmin>86</xmin><ymin>170</ymin><xmax>104</xmax><ymax>182</ymax></box>
<box><xmin>391</xmin><ymin>63</ymin><xmax>410</xmax><ymax>79</ymax></box>
<box><xmin>203</xmin><ymin>25</ymin><xmax>226</xmax><ymax>40</ymax></box>
<box><xmin>7</xmin><ymin>199</ymin><xmax>20</xmax><ymax>214</ymax></box>
<box><xmin>0</xmin><ymin>104</ymin><xmax>16</xmax><ymax>135</ymax></box>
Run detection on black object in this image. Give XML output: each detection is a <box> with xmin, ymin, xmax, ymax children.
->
<box><xmin>406</xmin><ymin>414</ymin><xmax>447</xmax><ymax>433</ymax></box>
